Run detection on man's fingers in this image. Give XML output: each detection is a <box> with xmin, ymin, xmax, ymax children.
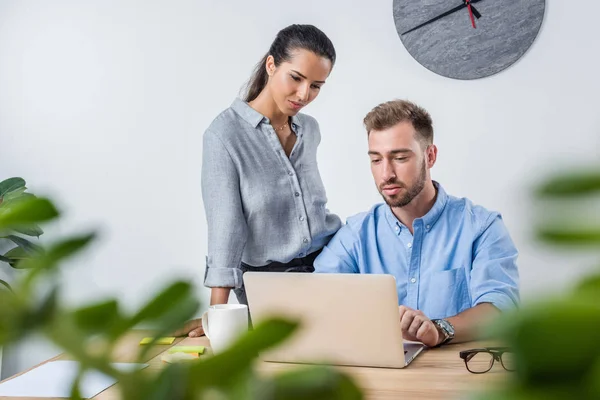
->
<box><xmin>417</xmin><ymin>321</ymin><xmax>439</xmax><ymax>347</ymax></box>
<box><xmin>407</xmin><ymin>315</ymin><xmax>424</xmax><ymax>337</ymax></box>
<box><xmin>416</xmin><ymin>320</ymin><xmax>432</xmax><ymax>340</ymax></box>
<box><xmin>400</xmin><ymin>311</ymin><xmax>415</xmax><ymax>332</ymax></box>
<box><xmin>398</xmin><ymin>305</ymin><xmax>414</xmax><ymax>320</ymax></box>
<box><xmin>398</xmin><ymin>306</ymin><xmax>407</xmax><ymax>322</ymax></box>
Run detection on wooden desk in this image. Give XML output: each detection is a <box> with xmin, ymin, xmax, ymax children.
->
<box><xmin>0</xmin><ymin>332</ymin><xmax>507</xmax><ymax>400</ymax></box>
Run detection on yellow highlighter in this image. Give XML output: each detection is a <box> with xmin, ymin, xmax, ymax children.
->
<box><xmin>139</xmin><ymin>337</ymin><xmax>176</xmax><ymax>345</ymax></box>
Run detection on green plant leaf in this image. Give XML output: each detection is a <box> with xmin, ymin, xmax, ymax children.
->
<box><xmin>69</xmin><ymin>371</ymin><xmax>84</xmax><ymax>400</ymax></box>
<box><xmin>6</xmin><ymin>234</ymin><xmax>43</xmax><ymax>253</ymax></box>
<box><xmin>0</xmin><ymin>279</ymin><xmax>11</xmax><ymax>291</ymax></box>
<box><xmin>487</xmin><ymin>299</ymin><xmax>600</xmax><ymax>386</ymax></box>
<box><xmin>36</xmin><ymin>286</ymin><xmax>60</xmax><ymax>326</ymax></box>
<box><xmin>72</xmin><ymin>300</ymin><xmax>122</xmax><ymax>334</ymax></box>
<box><xmin>137</xmin><ymin>363</ymin><xmax>191</xmax><ymax>400</ymax></box>
<box><xmin>574</xmin><ymin>273</ymin><xmax>600</xmax><ymax>299</ymax></box>
<box><xmin>188</xmin><ymin>318</ymin><xmax>299</xmax><ymax>390</ymax></box>
<box><xmin>129</xmin><ymin>282</ymin><xmax>194</xmax><ymax>326</ymax></box>
<box><xmin>1</xmin><ymin>192</ymin><xmax>35</xmax><ymax>206</ymax></box>
<box><xmin>0</xmin><ymin>288</ymin><xmax>20</xmax><ymax>344</ymax></box>
<box><xmin>536</xmin><ymin>227</ymin><xmax>600</xmax><ymax>245</ymax></box>
<box><xmin>13</xmin><ymin>224</ymin><xmax>44</xmax><ymax>237</ymax></box>
<box><xmin>588</xmin><ymin>357</ymin><xmax>600</xmax><ymax>398</ymax></box>
<box><xmin>0</xmin><ymin>196</ymin><xmax>59</xmax><ymax>229</ymax></box>
<box><xmin>131</xmin><ymin>282</ymin><xmax>200</xmax><ymax>359</ymax></box>
<box><xmin>21</xmin><ymin>233</ymin><xmax>96</xmax><ymax>283</ymax></box>
<box><xmin>136</xmin><ymin>296</ymin><xmax>200</xmax><ymax>361</ymax></box>
<box><xmin>0</xmin><ymin>177</ymin><xmax>26</xmax><ymax>197</ymax></box>
<box><xmin>1</xmin><ymin>187</ymin><xmax>27</xmax><ymax>203</ymax></box>
<box><xmin>2</xmin><ymin>246</ymin><xmax>32</xmax><ymax>268</ymax></box>
<box><xmin>45</xmin><ymin>316</ymin><xmax>124</xmax><ymax>381</ymax></box>
<box><xmin>535</xmin><ymin>170</ymin><xmax>600</xmax><ymax>197</ymax></box>
<box><xmin>0</xmin><ymin>285</ymin><xmax>60</xmax><ymax>345</ymax></box>
<box><xmin>4</xmin><ymin>246</ymin><xmax>32</xmax><ymax>259</ymax></box>
<box><xmin>265</xmin><ymin>366</ymin><xmax>363</xmax><ymax>400</ymax></box>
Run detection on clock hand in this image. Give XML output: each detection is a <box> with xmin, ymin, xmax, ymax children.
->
<box><xmin>466</xmin><ymin>0</ymin><xmax>476</xmax><ymax>28</ymax></box>
<box><xmin>401</xmin><ymin>0</ymin><xmax>483</xmax><ymax>36</ymax></box>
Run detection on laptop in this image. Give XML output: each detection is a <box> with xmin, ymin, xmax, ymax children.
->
<box><xmin>243</xmin><ymin>272</ymin><xmax>426</xmax><ymax>368</ymax></box>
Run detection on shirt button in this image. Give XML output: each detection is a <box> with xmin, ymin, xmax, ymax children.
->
<box><xmin>303</xmin><ymin>238</ymin><xmax>309</xmax><ymax>243</ymax></box>
<box><xmin>295</xmin><ymin>192</ymin><xmax>300</xmax><ymax>197</ymax></box>
<box><xmin>299</xmin><ymin>216</ymin><xmax>305</xmax><ymax>221</ymax></box>
<box><xmin>410</xmin><ymin>278</ymin><xmax>417</xmax><ymax>283</ymax></box>
<box><xmin>288</xmin><ymin>171</ymin><xmax>294</xmax><ymax>176</ymax></box>
<box><xmin>299</xmin><ymin>252</ymin><xmax>304</xmax><ymax>257</ymax></box>
<box><xmin>426</xmin><ymin>225</ymin><xmax>431</xmax><ymax>230</ymax></box>
<box><xmin>395</xmin><ymin>226</ymin><xmax>400</xmax><ymax>232</ymax></box>
<box><xmin>407</xmin><ymin>243</ymin><xmax>412</xmax><ymax>248</ymax></box>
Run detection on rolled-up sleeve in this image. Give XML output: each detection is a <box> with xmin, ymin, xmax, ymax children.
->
<box><xmin>201</xmin><ymin>130</ymin><xmax>248</xmax><ymax>288</ymax></box>
<box><xmin>470</xmin><ymin>214</ymin><xmax>520</xmax><ymax>311</ymax></box>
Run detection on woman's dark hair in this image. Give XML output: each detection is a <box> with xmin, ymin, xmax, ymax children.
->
<box><xmin>244</xmin><ymin>24</ymin><xmax>336</xmax><ymax>102</ymax></box>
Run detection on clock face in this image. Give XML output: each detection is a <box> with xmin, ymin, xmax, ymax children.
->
<box><xmin>393</xmin><ymin>0</ymin><xmax>545</xmax><ymax>80</ymax></box>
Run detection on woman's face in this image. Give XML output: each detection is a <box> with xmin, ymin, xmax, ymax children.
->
<box><xmin>266</xmin><ymin>49</ymin><xmax>332</xmax><ymax>116</ymax></box>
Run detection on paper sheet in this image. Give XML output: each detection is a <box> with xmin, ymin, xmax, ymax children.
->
<box><xmin>0</xmin><ymin>360</ymin><xmax>148</xmax><ymax>398</ymax></box>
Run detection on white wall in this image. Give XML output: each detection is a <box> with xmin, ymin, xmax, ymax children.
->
<box><xmin>1</xmin><ymin>0</ymin><xmax>599</xmax><ymax>378</ymax></box>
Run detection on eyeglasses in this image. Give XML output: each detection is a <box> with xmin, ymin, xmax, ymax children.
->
<box><xmin>459</xmin><ymin>347</ymin><xmax>515</xmax><ymax>374</ymax></box>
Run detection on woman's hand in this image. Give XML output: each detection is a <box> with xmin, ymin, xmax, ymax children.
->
<box><xmin>172</xmin><ymin>287</ymin><xmax>233</xmax><ymax>337</ymax></box>
<box><xmin>172</xmin><ymin>319</ymin><xmax>205</xmax><ymax>337</ymax></box>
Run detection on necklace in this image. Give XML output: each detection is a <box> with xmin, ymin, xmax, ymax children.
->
<box><xmin>273</xmin><ymin>120</ymin><xmax>289</xmax><ymax>131</ymax></box>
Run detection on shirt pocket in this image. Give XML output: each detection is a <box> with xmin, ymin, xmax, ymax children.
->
<box><xmin>421</xmin><ymin>268</ymin><xmax>471</xmax><ymax>319</ymax></box>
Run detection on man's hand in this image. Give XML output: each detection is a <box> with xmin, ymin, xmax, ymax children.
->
<box><xmin>398</xmin><ymin>305</ymin><xmax>440</xmax><ymax>347</ymax></box>
<box><xmin>172</xmin><ymin>318</ymin><xmax>204</xmax><ymax>338</ymax></box>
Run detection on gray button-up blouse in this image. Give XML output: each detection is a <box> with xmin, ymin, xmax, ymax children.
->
<box><xmin>202</xmin><ymin>98</ymin><xmax>342</xmax><ymax>288</ymax></box>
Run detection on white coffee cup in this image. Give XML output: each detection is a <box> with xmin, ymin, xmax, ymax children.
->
<box><xmin>201</xmin><ymin>304</ymin><xmax>249</xmax><ymax>354</ymax></box>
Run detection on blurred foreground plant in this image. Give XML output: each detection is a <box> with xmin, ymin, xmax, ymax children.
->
<box><xmin>0</xmin><ymin>189</ymin><xmax>362</xmax><ymax>400</ymax></box>
<box><xmin>481</xmin><ymin>168</ymin><xmax>600</xmax><ymax>400</ymax></box>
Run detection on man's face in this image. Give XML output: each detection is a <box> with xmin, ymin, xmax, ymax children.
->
<box><xmin>368</xmin><ymin>121</ymin><xmax>434</xmax><ymax>208</ymax></box>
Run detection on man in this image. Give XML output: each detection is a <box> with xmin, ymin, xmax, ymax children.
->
<box><xmin>314</xmin><ymin>99</ymin><xmax>519</xmax><ymax>347</ymax></box>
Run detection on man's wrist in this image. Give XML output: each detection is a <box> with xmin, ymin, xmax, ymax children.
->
<box><xmin>435</xmin><ymin>326</ymin><xmax>445</xmax><ymax>346</ymax></box>
<box><xmin>431</xmin><ymin>319</ymin><xmax>455</xmax><ymax>347</ymax></box>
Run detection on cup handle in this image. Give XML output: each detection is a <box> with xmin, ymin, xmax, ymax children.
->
<box><xmin>201</xmin><ymin>311</ymin><xmax>210</xmax><ymax>339</ymax></box>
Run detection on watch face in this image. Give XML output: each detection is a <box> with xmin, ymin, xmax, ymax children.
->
<box><xmin>434</xmin><ymin>319</ymin><xmax>454</xmax><ymax>337</ymax></box>
<box><xmin>393</xmin><ymin>0</ymin><xmax>545</xmax><ymax>79</ymax></box>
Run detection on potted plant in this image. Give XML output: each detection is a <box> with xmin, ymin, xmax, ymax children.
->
<box><xmin>0</xmin><ymin>177</ymin><xmax>46</xmax><ymax>291</ymax></box>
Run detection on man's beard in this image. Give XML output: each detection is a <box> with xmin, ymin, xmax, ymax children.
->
<box><xmin>378</xmin><ymin>160</ymin><xmax>427</xmax><ymax>208</ymax></box>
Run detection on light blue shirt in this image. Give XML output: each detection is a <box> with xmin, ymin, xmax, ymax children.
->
<box><xmin>314</xmin><ymin>182</ymin><xmax>519</xmax><ymax>319</ymax></box>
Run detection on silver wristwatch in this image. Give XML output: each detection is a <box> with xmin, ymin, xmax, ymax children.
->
<box><xmin>431</xmin><ymin>319</ymin><xmax>455</xmax><ymax>346</ymax></box>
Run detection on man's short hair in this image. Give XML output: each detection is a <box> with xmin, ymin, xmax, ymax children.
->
<box><xmin>363</xmin><ymin>99</ymin><xmax>433</xmax><ymax>147</ymax></box>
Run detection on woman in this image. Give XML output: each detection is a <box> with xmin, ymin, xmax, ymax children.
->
<box><xmin>179</xmin><ymin>24</ymin><xmax>341</xmax><ymax>337</ymax></box>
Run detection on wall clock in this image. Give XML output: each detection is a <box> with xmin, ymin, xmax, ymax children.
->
<box><xmin>393</xmin><ymin>0</ymin><xmax>545</xmax><ymax>80</ymax></box>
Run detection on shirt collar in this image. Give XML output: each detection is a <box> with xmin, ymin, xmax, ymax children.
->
<box><xmin>384</xmin><ymin>181</ymin><xmax>449</xmax><ymax>233</ymax></box>
<box><xmin>230</xmin><ymin>98</ymin><xmax>302</xmax><ymax>129</ymax></box>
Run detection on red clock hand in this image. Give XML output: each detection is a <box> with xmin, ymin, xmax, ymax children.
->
<box><xmin>466</xmin><ymin>0</ymin><xmax>477</xmax><ymax>28</ymax></box>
